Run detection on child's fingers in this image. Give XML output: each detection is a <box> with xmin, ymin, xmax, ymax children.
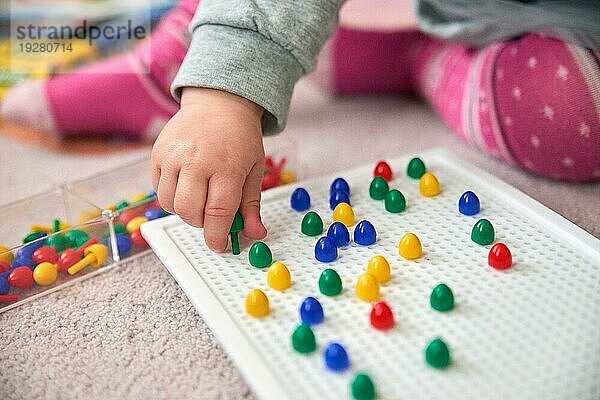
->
<box><xmin>240</xmin><ymin>162</ymin><xmax>267</xmax><ymax>240</ymax></box>
<box><xmin>203</xmin><ymin>173</ymin><xmax>245</xmax><ymax>252</ymax></box>
<box><xmin>174</xmin><ymin>168</ymin><xmax>207</xmax><ymax>227</ymax></box>
<box><xmin>156</xmin><ymin>166</ymin><xmax>180</xmax><ymax>213</ymax></box>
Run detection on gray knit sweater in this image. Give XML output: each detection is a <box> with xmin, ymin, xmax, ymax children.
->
<box><xmin>172</xmin><ymin>0</ymin><xmax>599</xmax><ymax>134</ymax></box>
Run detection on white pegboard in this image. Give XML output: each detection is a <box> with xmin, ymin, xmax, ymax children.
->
<box><xmin>141</xmin><ymin>149</ymin><xmax>600</xmax><ymax>400</ymax></box>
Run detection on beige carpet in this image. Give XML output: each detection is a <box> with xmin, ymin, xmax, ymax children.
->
<box><xmin>0</xmin><ymin>77</ymin><xmax>599</xmax><ymax>400</ymax></box>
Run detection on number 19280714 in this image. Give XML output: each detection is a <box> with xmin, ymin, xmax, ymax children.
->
<box><xmin>17</xmin><ymin>42</ymin><xmax>73</xmax><ymax>53</ymax></box>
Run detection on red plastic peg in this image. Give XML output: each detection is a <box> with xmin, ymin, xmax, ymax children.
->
<box><xmin>32</xmin><ymin>246</ymin><xmax>58</xmax><ymax>264</ymax></box>
<box><xmin>0</xmin><ymin>294</ymin><xmax>19</xmax><ymax>303</ymax></box>
<box><xmin>262</xmin><ymin>157</ymin><xmax>287</xmax><ymax>190</ymax></box>
<box><xmin>57</xmin><ymin>238</ymin><xmax>98</xmax><ymax>272</ymax></box>
<box><xmin>488</xmin><ymin>243</ymin><xmax>512</xmax><ymax>270</ymax></box>
<box><xmin>374</xmin><ymin>161</ymin><xmax>393</xmax><ymax>182</ymax></box>
<box><xmin>370</xmin><ymin>301</ymin><xmax>395</xmax><ymax>330</ymax></box>
<box><xmin>118</xmin><ymin>209</ymin><xmax>141</xmax><ymax>226</ymax></box>
<box><xmin>130</xmin><ymin>228</ymin><xmax>149</xmax><ymax>249</ymax></box>
<box><xmin>0</xmin><ymin>261</ymin><xmax>10</xmax><ymax>274</ymax></box>
<box><xmin>8</xmin><ymin>266</ymin><xmax>33</xmax><ymax>289</ymax></box>
<box><xmin>147</xmin><ymin>198</ymin><xmax>161</xmax><ymax>210</ymax></box>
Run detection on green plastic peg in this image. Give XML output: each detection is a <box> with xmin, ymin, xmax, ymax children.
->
<box><xmin>65</xmin><ymin>229</ymin><xmax>90</xmax><ymax>249</ymax></box>
<box><xmin>471</xmin><ymin>219</ymin><xmax>495</xmax><ymax>245</ymax></box>
<box><xmin>248</xmin><ymin>241</ymin><xmax>272</xmax><ymax>268</ymax></box>
<box><xmin>102</xmin><ymin>223</ymin><xmax>127</xmax><ymax>239</ymax></box>
<box><xmin>351</xmin><ymin>373</ymin><xmax>376</xmax><ymax>400</ymax></box>
<box><xmin>318</xmin><ymin>268</ymin><xmax>342</xmax><ymax>296</ymax></box>
<box><xmin>407</xmin><ymin>157</ymin><xmax>426</xmax><ymax>179</ymax></box>
<box><xmin>301</xmin><ymin>212</ymin><xmax>323</xmax><ymax>236</ymax></box>
<box><xmin>384</xmin><ymin>189</ymin><xmax>406</xmax><ymax>213</ymax></box>
<box><xmin>23</xmin><ymin>232</ymin><xmax>44</xmax><ymax>244</ymax></box>
<box><xmin>430</xmin><ymin>283</ymin><xmax>454</xmax><ymax>312</ymax></box>
<box><xmin>291</xmin><ymin>324</ymin><xmax>316</xmax><ymax>354</ymax></box>
<box><xmin>425</xmin><ymin>338</ymin><xmax>450</xmax><ymax>368</ymax></box>
<box><xmin>369</xmin><ymin>177</ymin><xmax>389</xmax><ymax>200</ymax></box>
<box><xmin>53</xmin><ymin>219</ymin><xmax>60</xmax><ymax>233</ymax></box>
<box><xmin>230</xmin><ymin>212</ymin><xmax>244</xmax><ymax>255</ymax></box>
<box><xmin>115</xmin><ymin>201</ymin><xmax>129</xmax><ymax>210</ymax></box>
<box><xmin>45</xmin><ymin>234</ymin><xmax>66</xmax><ymax>252</ymax></box>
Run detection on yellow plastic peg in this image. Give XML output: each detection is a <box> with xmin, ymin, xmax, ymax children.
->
<box><xmin>419</xmin><ymin>173</ymin><xmax>441</xmax><ymax>197</ymax></box>
<box><xmin>399</xmin><ymin>233</ymin><xmax>422</xmax><ymax>259</ymax></box>
<box><xmin>245</xmin><ymin>288</ymin><xmax>270</xmax><ymax>318</ymax></box>
<box><xmin>67</xmin><ymin>244</ymin><xmax>109</xmax><ymax>275</ymax></box>
<box><xmin>279</xmin><ymin>170</ymin><xmax>296</xmax><ymax>185</ymax></box>
<box><xmin>30</xmin><ymin>222</ymin><xmax>70</xmax><ymax>233</ymax></box>
<box><xmin>131</xmin><ymin>192</ymin><xmax>147</xmax><ymax>203</ymax></box>
<box><xmin>0</xmin><ymin>245</ymin><xmax>14</xmax><ymax>264</ymax></box>
<box><xmin>267</xmin><ymin>262</ymin><xmax>291</xmax><ymax>291</ymax></box>
<box><xmin>366</xmin><ymin>255</ymin><xmax>391</xmax><ymax>283</ymax></box>
<box><xmin>33</xmin><ymin>262</ymin><xmax>58</xmax><ymax>286</ymax></box>
<box><xmin>126</xmin><ymin>216</ymin><xmax>148</xmax><ymax>234</ymax></box>
<box><xmin>355</xmin><ymin>273</ymin><xmax>380</xmax><ymax>302</ymax></box>
<box><xmin>333</xmin><ymin>202</ymin><xmax>355</xmax><ymax>227</ymax></box>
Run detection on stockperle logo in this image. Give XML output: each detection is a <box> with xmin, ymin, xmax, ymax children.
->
<box><xmin>7</xmin><ymin>0</ymin><xmax>152</xmax><ymax>75</ymax></box>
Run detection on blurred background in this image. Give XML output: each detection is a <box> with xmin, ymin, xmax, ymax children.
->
<box><xmin>1</xmin><ymin>0</ymin><xmax>176</xmax><ymax>98</ymax></box>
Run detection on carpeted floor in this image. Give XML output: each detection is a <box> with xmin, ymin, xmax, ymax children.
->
<box><xmin>0</xmin><ymin>77</ymin><xmax>598</xmax><ymax>400</ymax></box>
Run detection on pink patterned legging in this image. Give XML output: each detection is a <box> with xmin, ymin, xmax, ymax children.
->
<box><xmin>332</xmin><ymin>28</ymin><xmax>600</xmax><ymax>182</ymax></box>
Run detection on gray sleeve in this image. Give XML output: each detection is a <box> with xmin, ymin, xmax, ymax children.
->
<box><xmin>171</xmin><ymin>1</ymin><xmax>345</xmax><ymax>134</ymax></box>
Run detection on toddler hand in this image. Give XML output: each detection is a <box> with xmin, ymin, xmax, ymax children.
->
<box><xmin>152</xmin><ymin>88</ymin><xmax>268</xmax><ymax>252</ymax></box>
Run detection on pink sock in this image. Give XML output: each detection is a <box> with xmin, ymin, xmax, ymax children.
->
<box><xmin>331</xmin><ymin>27</ymin><xmax>600</xmax><ymax>182</ymax></box>
<box><xmin>492</xmin><ymin>34</ymin><xmax>600</xmax><ymax>181</ymax></box>
<box><xmin>1</xmin><ymin>0</ymin><xmax>199</xmax><ymax>140</ymax></box>
<box><xmin>409</xmin><ymin>33</ymin><xmax>600</xmax><ymax>182</ymax></box>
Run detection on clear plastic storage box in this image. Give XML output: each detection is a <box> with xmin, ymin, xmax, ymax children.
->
<box><xmin>0</xmin><ymin>157</ymin><xmax>160</xmax><ymax>313</ymax></box>
<box><xmin>1</xmin><ymin>138</ymin><xmax>298</xmax><ymax>313</ymax></box>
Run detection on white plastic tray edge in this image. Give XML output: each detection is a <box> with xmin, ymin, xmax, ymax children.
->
<box><xmin>141</xmin><ymin>217</ymin><xmax>290</xmax><ymax>400</ymax></box>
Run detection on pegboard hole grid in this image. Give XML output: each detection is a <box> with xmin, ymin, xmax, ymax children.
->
<box><xmin>143</xmin><ymin>149</ymin><xmax>600</xmax><ymax>400</ymax></box>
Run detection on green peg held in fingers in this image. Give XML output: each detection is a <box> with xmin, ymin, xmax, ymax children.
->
<box><xmin>230</xmin><ymin>211</ymin><xmax>244</xmax><ymax>255</ymax></box>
